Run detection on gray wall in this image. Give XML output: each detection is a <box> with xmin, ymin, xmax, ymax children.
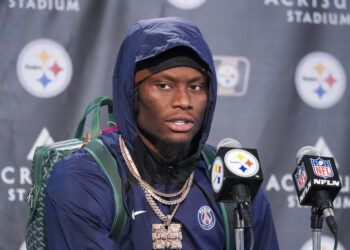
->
<box><xmin>1</xmin><ymin>0</ymin><xmax>349</xmax><ymax>249</ymax></box>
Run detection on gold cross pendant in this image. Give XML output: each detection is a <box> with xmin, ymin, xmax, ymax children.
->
<box><xmin>152</xmin><ymin>223</ymin><xmax>182</xmax><ymax>249</ymax></box>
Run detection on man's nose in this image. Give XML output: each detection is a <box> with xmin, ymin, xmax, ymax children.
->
<box><xmin>172</xmin><ymin>87</ymin><xmax>192</xmax><ymax>110</ymax></box>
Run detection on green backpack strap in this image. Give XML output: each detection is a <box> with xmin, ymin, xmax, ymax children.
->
<box><xmin>201</xmin><ymin>144</ymin><xmax>235</xmax><ymax>250</ymax></box>
<box><xmin>83</xmin><ymin>139</ymin><xmax>127</xmax><ymax>241</ymax></box>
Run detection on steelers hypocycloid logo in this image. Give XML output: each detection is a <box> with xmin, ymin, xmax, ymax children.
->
<box><xmin>224</xmin><ymin>149</ymin><xmax>259</xmax><ymax>178</ymax></box>
<box><xmin>214</xmin><ymin>56</ymin><xmax>250</xmax><ymax>96</ymax></box>
<box><xmin>17</xmin><ymin>39</ymin><xmax>73</xmax><ymax>98</ymax></box>
<box><xmin>211</xmin><ymin>157</ymin><xmax>224</xmax><ymax>193</ymax></box>
<box><xmin>216</xmin><ymin>63</ymin><xmax>240</xmax><ymax>89</ymax></box>
<box><xmin>295</xmin><ymin>52</ymin><xmax>346</xmax><ymax>109</ymax></box>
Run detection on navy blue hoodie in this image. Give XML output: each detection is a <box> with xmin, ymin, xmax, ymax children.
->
<box><xmin>45</xmin><ymin>17</ymin><xmax>279</xmax><ymax>249</ymax></box>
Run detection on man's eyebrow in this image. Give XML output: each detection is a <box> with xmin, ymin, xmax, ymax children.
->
<box><xmin>187</xmin><ymin>76</ymin><xmax>207</xmax><ymax>84</ymax></box>
<box><xmin>154</xmin><ymin>73</ymin><xmax>177</xmax><ymax>82</ymax></box>
<box><xmin>154</xmin><ymin>73</ymin><xmax>207</xmax><ymax>84</ymax></box>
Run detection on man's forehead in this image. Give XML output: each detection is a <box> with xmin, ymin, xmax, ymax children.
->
<box><xmin>134</xmin><ymin>67</ymin><xmax>208</xmax><ymax>85</ymax></box>
<box><xmin>134</xmin><ymin>46</ymin><xmax>208</xmax><ymax>83</ymax></box>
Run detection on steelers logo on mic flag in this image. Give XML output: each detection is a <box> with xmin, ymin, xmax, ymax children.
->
<box><xmin>224</xmin><ymin>149</ymin><xmax>259</xmax><ymax>177</ymax></box>
<box><xmin>211</xmin><ymin>157</ymin><xmax>224</xmax><ymax>193</ymax></box>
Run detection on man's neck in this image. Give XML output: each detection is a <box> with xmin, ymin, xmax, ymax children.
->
<box><xmin>132</xmin><ymin>136</ymin><xmax>198</xmax><ymax>189</ymax></box>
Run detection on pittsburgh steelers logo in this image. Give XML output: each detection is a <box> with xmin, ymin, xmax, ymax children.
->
<box><xmin>17</xmin><ymin>39</ymin><xmax>73</xmax><ymax>98</ymax></box>
<box><xmin>167</xmin><ymin>0</ymin><xmax>206</xmax><ymax>9</ymax></box>
<box><xmin>211</xmin><ymin>157</ymin><xmax>224</xmax><ymax>193</ymax></box>
<box><xmin>295</xmin><ymin>52</ymin><xmax>346</xmax><ymax>109</ymax></box>
<box><xmin>197</xmin><ymin>206</ymin><xmax>216</xmax><ymax>230</ymax></box>
<box><xmin>224</xmin><ymin>149</ymin><xmax>259</xmax><ymax>177</ymax></box>
<box><xmin>217</xmin><ymin>63</ymin><xmax>239</xmax><ymax>89</ymax></box>
<box><xmin>214</xmin><ymin>56</ymin><xmax>250</xmax><ymax>96</ymax></box>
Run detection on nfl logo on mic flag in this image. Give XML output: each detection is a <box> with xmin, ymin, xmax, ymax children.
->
<box><xmin>295</xmin><ymin>164</ymin><xmax>308</xmax><ymax>191</ymax></box>
<box><xmin>311</xmin><ymin>158</ymin><xmax>334</xmax><ymax>179</ymax></box>
<box><xmin>292</xmin><ymin>155</ymin><xmax>341</xmax><ymax>206</ymax></box>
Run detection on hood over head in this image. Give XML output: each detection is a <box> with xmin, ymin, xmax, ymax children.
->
<box><xmin>113</xmin><ymin>17</ymin><xmax>217</xmax><ymax>154</ymax></box>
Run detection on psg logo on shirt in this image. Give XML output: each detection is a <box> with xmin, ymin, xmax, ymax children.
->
<box><xmin>294</xmin><ymin>164</ymin><xmax>308</xmax><ymax>190</ymax></box>
<box><xmin>197</xmin><ymin>206</ymin><xmax>216</xmax><ymax>230</ymax></box>
<box><xmin>311</xmin><ymin>158</ymin><xmax>334</xmax><ymax>179</ymax></box>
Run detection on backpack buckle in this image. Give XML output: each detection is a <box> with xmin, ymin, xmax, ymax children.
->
<box><xmin>26</xmin><ymin>184</ymin><xmax>35</xmax><ymax>209</ymax></box>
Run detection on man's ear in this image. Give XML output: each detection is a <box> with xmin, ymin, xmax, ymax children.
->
<box><xmin>133</xmin><ymin>68</ymin><xmax>152</xmax><ymax>114</ymax></box>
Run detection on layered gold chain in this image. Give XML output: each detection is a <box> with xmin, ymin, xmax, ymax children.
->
<box><xmin>119</xmin><ymin>136</ymin><xmax>194</xmax><ymax>224</ymax></box>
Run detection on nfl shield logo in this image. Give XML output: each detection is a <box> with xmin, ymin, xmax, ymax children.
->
<box><xmin>311</xmin><ymin>158</ymin><xmax>334</xmax><ymax>179</ymax></box>
<box><xmin>295</xmin><ymin>164</ymin><xmax>308</xmax><ymax>190</ymax></box>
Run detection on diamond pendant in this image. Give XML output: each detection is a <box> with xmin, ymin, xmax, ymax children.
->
<box><xmin>152</xmin><ymin>223</ymin><xmax>182</xmax><ymax>249</ymax></box>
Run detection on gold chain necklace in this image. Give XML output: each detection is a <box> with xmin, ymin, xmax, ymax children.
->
<box><xmin>119</xmin><ymin>136</ymin><xmax>194</xmax><ymax>249</ymax></box>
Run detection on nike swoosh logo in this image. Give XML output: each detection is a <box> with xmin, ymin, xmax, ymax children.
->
<box><xmin>132</xmin><ymin>209</ymin><xmax>147</xmax><ymax>220</ymax></box>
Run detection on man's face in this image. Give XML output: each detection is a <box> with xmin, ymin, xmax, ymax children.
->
<box><xmin>136</xmin><ymin>66</ymin><xmax>208</xmax><ymax>153</ymax></box>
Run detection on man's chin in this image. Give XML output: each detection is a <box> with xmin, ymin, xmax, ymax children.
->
<box><xmin>165</xmin><ymin>138</ymin><xmax>191</xmax><ymax>146</ymax></box>
<box><xmin>166</xmin><ymin>133</ymin><xmax>195</xmax><ymax>144</ymax></box>
<box><xmin>137</xmin><ymin>127</ymin><xmax>195</xmax><ymax>163</ymax></box>
<box><xmin>154</xmin><ymin>137</ymin><xmax>192</xmax><ymax>163</ymax></box>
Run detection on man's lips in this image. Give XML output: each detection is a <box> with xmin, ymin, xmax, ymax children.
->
<box><xmin>165</xmin><ymin>117</ymin><xmax>195</xmax><ymax>132</ymax></box>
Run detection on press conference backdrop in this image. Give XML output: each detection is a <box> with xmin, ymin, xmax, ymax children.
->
<box><xmin>1</xmin><ymin>0</ymin><xmax>349</xmax><ymax>249</ymax></box>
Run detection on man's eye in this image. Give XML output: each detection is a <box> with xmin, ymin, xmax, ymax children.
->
<box><xmin>157</xmin><ymin>83</ymin><xmax>171</xmax><ymax>89</ymax></box>
<box><xmin>191</xmin><ymin>85</ymin><xmax>200</xmax><ymax>90</ymax></box>
<box><xmin>190</xmin><ymin>84</ymin><xmax>205</xmax><ymax>91</ymax></box>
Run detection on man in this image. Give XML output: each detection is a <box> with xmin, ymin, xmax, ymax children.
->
<box><xmin>45</xmin><ymin>17</ymin><xmax>279</xmax><ymax>249</ymax></box>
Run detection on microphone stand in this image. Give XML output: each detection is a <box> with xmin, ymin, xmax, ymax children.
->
<box><xmin>311</xmin><ymin>207</ymin><xmax>323</xmax><ymax>250</ymax></box>
<box><xmin>234</xmin><ymin>208</ymin><xmax>245</xmax><ymax>250</ymax></box>
<box><xmin>232</xmin><ymin>184</ymin><xmax>254</xmax><ymax>250</ymax></box>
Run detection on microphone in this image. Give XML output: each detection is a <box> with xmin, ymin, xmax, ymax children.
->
<box><xmin>210</xmin><ymin>138</ymin><xmax>263</xmax><ymax>228</ymax></box>
<box><xmin>292</xmin><ymin>146</ymin><xmax>342</xmax><ymax>235</ymax></box>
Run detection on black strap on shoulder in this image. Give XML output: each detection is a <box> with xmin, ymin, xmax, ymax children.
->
<box><xmin>201</xmin><ymin>144</ymin><xmax>235</xmax><ymax>250</ymax></box>
<box><xmin>83</xmin><ymin>139</ymin><xmax>127</xmax><ymax>241</ymax></box>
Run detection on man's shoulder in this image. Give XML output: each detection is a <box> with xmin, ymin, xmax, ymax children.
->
<box><xmin>51</xmin><ymin>130</ymin><xmax>120</xmax><ymax>179</ymax></box>
<box><xmin>54</xmin><ymin>148</ymin><xmax>98</xmax><ymax>174</ymax></box>
<box><xmin>44</xmin><ymin>147</ymin><xmax>116</xmax><ymax>236</ymax></box>
<box><xmin>46</xmin><ymin>146</ymin><xmax>116</xmax><ymax>198</ymax></box>
<box><xmin>47</xmin><ymin>131</ymin><xmax>122</xmax><ymax>194</ymax></box>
